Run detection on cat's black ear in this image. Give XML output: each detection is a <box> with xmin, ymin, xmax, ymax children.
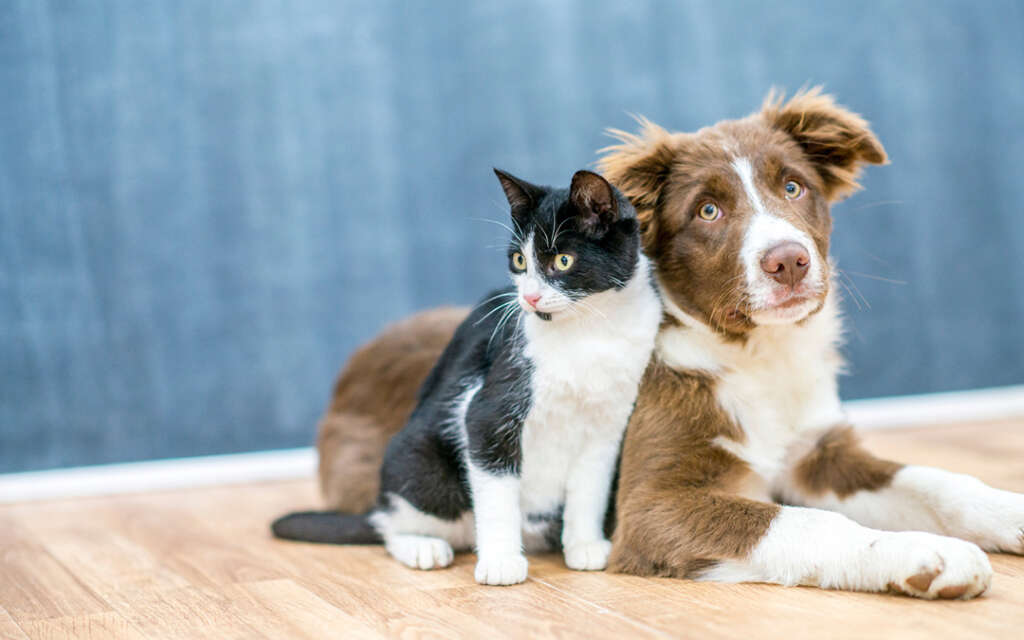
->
<box><xmin>494</xmin><ymin>169</ymin><xmax>543</xmax><ymax>212</ymax></box>
<box><xmin>569</xmin><ymin>170</ymin><xmax>618</xmax><ymax>236</ymax></box>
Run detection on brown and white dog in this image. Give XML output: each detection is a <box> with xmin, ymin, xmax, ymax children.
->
<box><xmin>315</xmin><ymin>90</ymin><xmax>1024</xmax><ymax>599</ymax></box>
<box><xmin>597</xmin><ymin>89</ymin><xmax>1024</xmax><ymax>599</ymax></box>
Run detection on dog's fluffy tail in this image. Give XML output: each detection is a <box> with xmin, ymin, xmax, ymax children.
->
<box><xmin>271</xmin><ymin>510</ymin><xmax>382</xmax><ymax>545</ymax></box>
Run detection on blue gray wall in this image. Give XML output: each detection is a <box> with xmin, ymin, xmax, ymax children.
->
<box><xmin>2</xmin><ymin>0</ymin><xmax>1023</xmax><ymax>473</ymax></box>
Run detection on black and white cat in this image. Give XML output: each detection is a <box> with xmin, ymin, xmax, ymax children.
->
<box><xmin>272</xmin><ymin>169</ymin><xmax>662</xmax><ymax>585</ymax></box>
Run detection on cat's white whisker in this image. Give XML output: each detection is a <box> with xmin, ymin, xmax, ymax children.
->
<box><xmin>551</xmin><ymin>216</ymin><xmax>572</xmax><ymax>251</ymax></box>
<box><xmin>488</xmin><ymin>303</ymin><xmax>522</xmax><ymax>350</ymax></box>
<box><xmin>511</xmin><ymin>216</ymin><xmax>526</xmax><ymax>244</ymax></box>
<box><xmin>474</xmin><ymin>299</ymin><xmax>519</xmax><ymax>327</ymax></box>
<box><xmin>536</xmin><ymin>222</ymin><xmax>551</xmax><ymax>247</ymax></box>
<box><xmin>573</xmin><ymin>298</ymin><xmax>611</xmax><ymax>325</ymax></box>
<box><xmin>472</xmin><ymin>292</ymin><xmax>518</xmax><ymax>312</ymax></box>
<box><xmin>471</xmin><ymin>216</ymin><xmax>524</xmax><ymax>244</ymax></box>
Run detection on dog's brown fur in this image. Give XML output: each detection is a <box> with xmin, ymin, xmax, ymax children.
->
<box><xmin>317</xmin><ymin>307</ymin><xmax>467</xmax><ymax>512</ymax></box>
<box><xmin>609</xmin><ymin>359</ymin><xmax>779</xmax><ymax>576</ymax></box>
<box><xmin>791</xmin><ymin>426</ymin><xmax>903</xmax><ymax>499</ymax></box>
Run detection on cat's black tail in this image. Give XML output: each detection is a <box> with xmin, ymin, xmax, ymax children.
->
<box><xmin>270</xmin><ymin>510</ymin><xmax>383</xmax><ymax>545</ymax></box>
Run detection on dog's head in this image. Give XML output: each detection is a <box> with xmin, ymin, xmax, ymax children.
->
<box><xmin>599</xmin><ymin>88</ymin><xmax>887</xmax><ymax>335</ymax></box>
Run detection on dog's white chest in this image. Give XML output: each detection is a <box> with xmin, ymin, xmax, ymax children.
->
<box><xmin>659</xmin><ymin>294</ymin><xmax>846</xmax><ymax>486</ymax></box>
<box><xmin>713</xmin><ymin>357</ymin><xmax>841</xmax><ymax>484</ymax></box>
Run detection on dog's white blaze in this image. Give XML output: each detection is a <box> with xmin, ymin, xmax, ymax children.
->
<box><xmin>732</xmin><ymin>157</ymin><xmax>768</xmax><ymax>217</ymax></box>
<box><xmin>731</xmin><ymin>157</ymin><xmax>824</xmax><ymax>322</ymax></box>
<box><xmin>701</xmin><ymin>506</ymin><xmax>992</xmax><ymax>598</ymax></box>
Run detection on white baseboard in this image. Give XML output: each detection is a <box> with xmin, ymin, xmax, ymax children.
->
<box><xmin>2</xmin><ymin>385</ymin><xmax>1022</xmax><ymax>504</ymax></box>
<box><xmin>844</xmin><ymin>384</ymin><xmax>1024</xmax><ymax>430</ymax></box>
<box><xmin>0</xmin><ymin>447</ymin><xmax>317</xmax><ymax>504</ymax></box>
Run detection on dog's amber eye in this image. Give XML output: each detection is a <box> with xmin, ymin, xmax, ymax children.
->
<box><xmin>554</xmin><ymin>253</ymin><xmax>574</xmax><ymax>271</ymax></box>
<box><xmin>784</xmin><ymin>180</ymin><xmax>803</xmax><ymax>199</ymax></box>
<box><xmin>511</xmin><ymin>252</ymin><xmax>526</xmax><ymax>271</ymax></box>
<box><xmin>697</xmin><ymin>202</ymin><xmax>720</xmax><ymax>221</ymax></box>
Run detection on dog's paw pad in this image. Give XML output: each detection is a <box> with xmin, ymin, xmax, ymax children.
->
<box><xmin>905</xmin><ymin>567</ymin><xmax>941</xmax><ymax>592</ymax></box>
<box><xmin>937</xmin><ymin>584</ymin><xmax>970</xmax><ymax>599</ymax></box>
<box><xmin>876</xmin><ymin>532</ymin><xmax>991</xmax><ymax>600</ymax></box>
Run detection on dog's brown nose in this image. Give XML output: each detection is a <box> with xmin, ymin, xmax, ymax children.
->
<box><xmin>760</xmin><ymin>242</ymin><xmax>810</xmax><ymax>288</ymax></box>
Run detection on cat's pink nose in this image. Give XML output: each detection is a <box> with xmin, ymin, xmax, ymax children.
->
<box><xmin>522</xmin><ymin>293</ymin><xmax>541</xmax><ymax>308</ymax></box>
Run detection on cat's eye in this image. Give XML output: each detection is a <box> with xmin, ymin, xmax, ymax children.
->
<box><xmin>697</xmin><ymin>202</ymin><xmax>720</xmax><ymax>221</ymax></box>
<box><xmin>784</xmin><ymin>180</ymin><xmax>803</xmax><ymax>200</ymax></box>
<box><xmin>554</xmin><ymin>253</ymin><xmax>574</xmax><ymax>271</ymax></box>
<box><xmin>511</xmin><ymin>252</ymin><xmax>526</xmax><ymax>271</ymax></box>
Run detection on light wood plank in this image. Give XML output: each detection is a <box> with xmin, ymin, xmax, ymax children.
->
<box><xmin>107</xmin><ymin>586</ymin><xmax>267</xmax><ymax>640</ymax></box>
<box><xmin>18</xmin><ymin>522</ymin><xmax>190</xmax><ymax>606</ymax></box>
<box><xmin>0</xmin><ymin>607</ymin><xmax>29</xmax><ymax>640</ymax></box>
<box><xmin>78</xmin><ymin>495</ymin><xmax>292</xmax><ymax>588</ymax></box>
<box><xmin>17</xmin><ymin>611</ymin><xmax>146</xmax><ymax>640</ymax></box>
<box><xmin>226</xmin><ymin>579</ymin><xmax>384</xmax><ymax>640</ymax></box>
<box><xmin>0</xmin><ymin>517</ymin><xmax>109</xmax><ymax>624</ymax></box>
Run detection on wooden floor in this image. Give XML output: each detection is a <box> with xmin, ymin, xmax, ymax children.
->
<box><xmin>3</xmin><ymin>422</ymin><xmax>1024</xmax><ymax>639</ymax></box>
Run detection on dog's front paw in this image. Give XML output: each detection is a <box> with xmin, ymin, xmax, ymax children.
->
<box><xmin>896</xmin><ymin>468</ymin><xmax>1024</xmax><ymax>554</ymax></box>
<box><xmin>963</xmin><ymin>486</ymin><xmax>1024</xmax><ymax>554</ymax></box>
<box><xmin>474</xmin><ymin>553</ymin><xmax>528</xmax><ymax>586</ymax></box>
<box><xmin>871</xmin><ymin>532</ymin><xmax>991</xmax><ymax>600</ymax></box>
<box><xmin>563</xmin><ymin>539</ymin><xmax>612</xmax><ymax>571</ymax></box>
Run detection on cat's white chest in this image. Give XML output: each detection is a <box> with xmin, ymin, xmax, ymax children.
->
<box><xmin>517</xmin><ymin>282</ymin><xmax>660</xmax><ymax>516</ymax></box>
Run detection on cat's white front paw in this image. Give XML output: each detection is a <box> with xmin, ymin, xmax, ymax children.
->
<box><xmin>386</xmin><ymin>535</ymin><xmax>454</xmax><ymax>570</ymax></box>
<box><xmin>474</xmin><ymin>553</ymin><xmax>528</xmax><ymax>586</ymax></box>
<box><xmin>563</xmin><ymin>539</ymin><xmax>612</xmax><ymax>571</ymax></box>
<box><xmin>869</xmin><ymin>532</ymin><xmax>991</xmax><ymax>600</ymax></box>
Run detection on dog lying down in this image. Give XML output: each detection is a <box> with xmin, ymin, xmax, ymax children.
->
<box><xmin>304</xmin><ymin>89</ymin><xmax>1024</xmax><ymax>599</ymax></box>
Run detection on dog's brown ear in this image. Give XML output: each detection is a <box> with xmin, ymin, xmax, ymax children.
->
<box><xmin>761</xmin><ymin>87</ymin><xmax>887</xmax><ymax>202</ymax></box>
<box><xmin>598</xmin><ymin>117</ymin><xmax>676</xmax><ymax>247</ymax></box>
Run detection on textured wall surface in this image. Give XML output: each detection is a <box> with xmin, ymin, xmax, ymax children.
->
<box><xmin>2</xmin><ymin>0</ymin><xmax>1023</xmax><ymax>472</ymax></box>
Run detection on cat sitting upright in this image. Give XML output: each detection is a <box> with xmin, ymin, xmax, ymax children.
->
<box><xmin>272</xmin><ymin>169</ymin><xmax>662</xmax><ymax>585</ymax></box>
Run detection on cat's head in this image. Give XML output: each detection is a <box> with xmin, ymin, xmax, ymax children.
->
<box><xmin>493</xmin><ymin>169</ymin><xmax>640</xmax><ymax>321</ymax></box>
